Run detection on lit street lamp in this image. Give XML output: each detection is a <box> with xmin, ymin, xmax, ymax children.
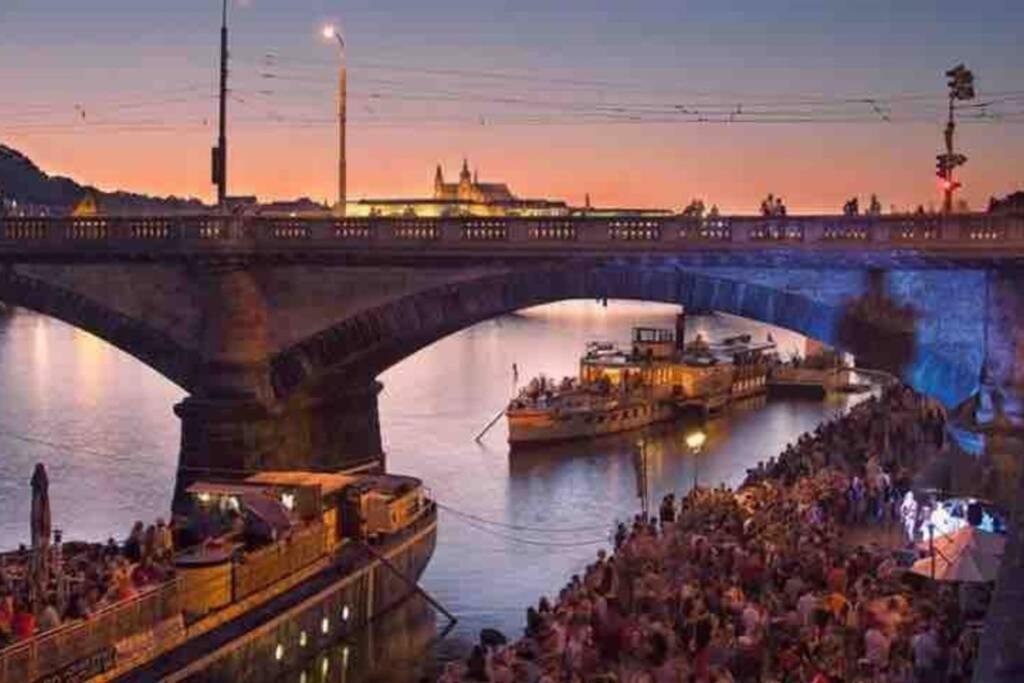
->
<box><xmin>686</xmin><ymin>430</ymin><xmax>706</xmax><ymax>490</ymax></box>
<box><xmin>322</xmin><ymin>24</ymin><xmax>346</xmax><ymax>215</ymax></box>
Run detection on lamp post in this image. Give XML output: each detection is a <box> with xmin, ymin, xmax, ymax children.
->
<box><xmin>685</xmin><ymin>430</ymin><xmax>707</xmax><ymax>491</ymax></box>
<box><xmin>322</xmin><ymin>25</ymin><xmax>346</xmax><ymax>215</ymax></box>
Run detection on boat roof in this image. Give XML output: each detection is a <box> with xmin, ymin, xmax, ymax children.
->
<box><xmin>244</xmin><ymin>471</ymin><xmax>361</xmax><ymax>496</ymax></box>
<box><xmin>186</xmin><ymin>471</ymin><xmax>361</xmax><ymax>498</ymax></box>
<box><xmin>186</xmin><ymin>481</ymin><xmax>262</xmax><ymax>497</ymax></box>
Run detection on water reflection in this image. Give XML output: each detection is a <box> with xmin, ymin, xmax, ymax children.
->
<box><xmin>183</xmin><ymin>596</ymin><xmax>441</xmax><ymax>683</ymax></box>
<box><xmin>0</xmin><ymin>299</ymin><xmax>863</xmax><ymax>675</ymax></box>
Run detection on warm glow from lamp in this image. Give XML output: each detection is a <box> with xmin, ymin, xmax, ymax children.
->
<box><xmin>322</xmin><ymin>25</ymin><xmax>336</xmax><ymax>39</ymax></box>
<box><xmin>685</xmin><ymin>431</ymin><xmax>707</xmax><ymax>451</ymax></box>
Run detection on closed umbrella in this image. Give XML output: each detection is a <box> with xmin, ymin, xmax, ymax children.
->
<box><xmin>30</xmin><ymin>463</ymin><xmax>52</xmax><ymax>604</ymax></box>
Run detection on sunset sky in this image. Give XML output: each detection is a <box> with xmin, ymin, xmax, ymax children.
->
<box><xmin>2</xmin><ymin>0</ymin><xmax>1022</xmax><ymax>213</ymax></box>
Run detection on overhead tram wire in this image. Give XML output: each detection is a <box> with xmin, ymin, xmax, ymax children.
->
<box><xmin>238</xmin><ymin>51</ymin><xmax>1024</xmax><ymax>113</ymax></box>
<box><xmin>237</xmin><ymin>52</ymin><xmax>1002</xmax><ymax>106</ymax></box>
<box><xmin>442</xmin><ymin>513</ymin><xmax>610</xmax><ymax>548</ymax></box>
<box><xmin>434</xmin><ymin>502</ymin><xmax>612</xmax><ymax>534</ymax></box>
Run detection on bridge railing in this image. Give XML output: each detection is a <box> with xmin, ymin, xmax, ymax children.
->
<box><xmin>2</xmin><ymin>213</ymin><xmax>1024</xmax><ymax>255</ymax></box>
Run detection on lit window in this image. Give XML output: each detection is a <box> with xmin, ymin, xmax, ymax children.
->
<box><xmin>300</xmin><ymin>630</ymin><xmax>307</xmax><ymax>647</ymax></box>
<box><xmin>275</xmin><ymin>644</ymin><xmax>284</xmax><ymax>661</ymax></box>
<box><xmin>342</xmin><ymin>605</ymin><xmax>350</xmax><ymax>621</ymax></box>
<box><xmin>281</xmin><ymin>493</ymin><xmax>296</xmax><ymax>511</ymax></box>
<box><xmin>321</xmin><ymin>617</ymin><xmax>330</xmax><ymax>634</ymax></box>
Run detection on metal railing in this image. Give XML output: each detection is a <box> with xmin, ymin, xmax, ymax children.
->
<box><xmin>231</xmin><ymin>522</ymin><xmax>326</xmax><ymax>601</ymax></box>
<box><xmin>0</xmin><ymin>213</ymin><xmax>1021</xmax><ymax>258</ymax></box>
<box><xmin>0</xmin><ymin>578</ymin><xmax>181</xmax><ymax>683</ymax></box>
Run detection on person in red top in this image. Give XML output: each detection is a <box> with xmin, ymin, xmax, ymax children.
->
<box><xmin>0</xmin><ymin>594</ymin><xmax>14</xmax><ymax>631</ymax></box>
<box><xmin>12</xmin><ymin>598</ymin><xmax>36</xmax><ymax>640</ymax></box>
<box><xmin>827</xmin><ymin>564</ymin><xmax>848</xmax><ymax>595</ymax></box>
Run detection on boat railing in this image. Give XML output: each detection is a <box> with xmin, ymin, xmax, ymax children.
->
<box><xmin>0</xmin><ymin>577</ymin><xmax>181</xmax><ymax>683</ymax></box>
<box><xmin>231</xmin><ymin>522</ymin><xmax>326</xmax><ymax>602</ymax></box>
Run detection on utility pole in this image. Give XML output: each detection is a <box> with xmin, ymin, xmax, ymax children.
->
<box><xmin>936</xmin><ymin>64</ymin><xmax>975</xmax><ymax>214</ymax></box>
<box><xmin>212</xmin><ymin>0</ymin><xmax>229</xmax><ymax>207</ymax></box>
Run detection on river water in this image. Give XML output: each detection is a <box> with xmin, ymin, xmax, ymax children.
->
<box><xmin>0</xmin><ymin>301</ymin><xmax>865</xmax><ymax>681</ymax></box>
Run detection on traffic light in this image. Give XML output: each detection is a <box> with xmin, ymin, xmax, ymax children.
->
<box><xmin>946</xmin><ymin>64</ymin><xmax>976</xmax><ymax>100</ymax></box>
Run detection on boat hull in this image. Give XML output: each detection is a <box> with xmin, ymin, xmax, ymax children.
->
<box><xmin>104</xmin><ymin>513</ymin><xmax>437</xmax><ymax>683</ymax></box>
<box><xmin>508</xmin><ymin>401</ymin><xmax>676</xmax><ymax>445</ymax></box>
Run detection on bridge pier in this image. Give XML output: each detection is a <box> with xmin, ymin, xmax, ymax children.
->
<box><xmin>173</xmin><ymin>379</ymin><xmax>383</xmax><ymax>502</ymax></box>
<box><xmin>171</xmin><ymin>266</ymin><xmax>384</xmax><ymax>508</ymax></box>
<box><xmin>279</xmin><ymin>379</ymin><xmax>385</xmax><ymax>472</ymax></box>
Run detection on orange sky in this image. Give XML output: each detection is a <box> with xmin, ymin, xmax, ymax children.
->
<box><xmin>3</xmin><ymin>1</ymin><xmax>1023</xmax><ymax>214</ymax></box>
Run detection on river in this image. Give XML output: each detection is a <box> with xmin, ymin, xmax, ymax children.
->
<box><xmin>0</xmin><ymin>301</ymin><xmax>865</xmax><ymax>681</ymax></box>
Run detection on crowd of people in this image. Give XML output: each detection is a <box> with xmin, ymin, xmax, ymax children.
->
<box><xmin>440</xmin><ymin>384</ymin><xmax>986</xmax><ymax>682</ymax></box>
<box><xmin>0</xmin><ymin>516</ymin><xmax>175</xmax><ymax>647</ymax></box>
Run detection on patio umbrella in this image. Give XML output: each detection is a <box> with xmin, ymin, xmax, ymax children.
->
<box><xmin>30</xmin><ymin>463</ymin><xmax>51</xmax><ymax>551</ymax></box>
<box><xmin>30</xmin><ymin>463</ymin><xmax>52</xmax><ymax>602</ymax></box>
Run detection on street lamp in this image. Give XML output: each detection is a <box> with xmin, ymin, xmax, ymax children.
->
<box><xmin>322</xmin><ymin>24</ymin><xmax>346</xmax><ymax>215</ymax></box>
<box><xmin>685</xmin><ymin>430</ymin><xmax>706</xmax><ymax>452</ymax></box>
<box><xmin>685</xmin><ymin>430</ymin><xmax>706</xmax><ymax>490</ymax></box>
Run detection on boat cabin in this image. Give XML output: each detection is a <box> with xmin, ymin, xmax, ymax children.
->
<box><xmin>176</xmin><ymin>471</ymin><xmax>429</xmax><ymax>618</ymax></box>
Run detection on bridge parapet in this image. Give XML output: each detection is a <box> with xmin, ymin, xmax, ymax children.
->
<box><xmin>1</xmin><ymin>213</ymin><xmax>1023</xmax><ymax>259</ymax></box>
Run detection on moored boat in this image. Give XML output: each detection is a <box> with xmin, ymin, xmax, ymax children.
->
<box><xmin>767</xmin><ymin>345</ymin><xmax>851</xmax><ymax>398</ymax></box>
<box><xmin>506</xmin><ymin>313</ymin><xmax>775</xmax><ymax>445</ymax></box>
<box><xmin>0</xmin><ymin>468</ymin><xmax>437</xmax><ymax>683</ymax></box>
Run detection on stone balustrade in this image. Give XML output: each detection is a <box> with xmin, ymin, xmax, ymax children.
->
<box><xmin>0</xmin><ymin>213</ymin><xmax>1022</xmax><ymax>260</ymax></box>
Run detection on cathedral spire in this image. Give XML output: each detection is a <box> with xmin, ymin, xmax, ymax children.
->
<box><xmin>460</xmin><ymin>158</ymin><xmax>471</xmax><ymax>183</ymax></box>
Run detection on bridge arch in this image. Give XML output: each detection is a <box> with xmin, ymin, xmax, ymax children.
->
<box><xmin>0</xmin><ymin>266</ymin><xmax>199</xmax><ymax>391</ymax></box>
<box><xmin>270</xmin><ymin>261</ymin><xmax>977</xmax><ymax>408</ymax></box>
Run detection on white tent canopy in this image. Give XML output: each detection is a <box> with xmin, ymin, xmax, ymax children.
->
<box><xmin>911</xmin><ymin>526</ymin><xmax>1007</xmax><ymax>583</ymax></box>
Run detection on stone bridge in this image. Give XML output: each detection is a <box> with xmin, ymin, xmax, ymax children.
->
<box><xmin>3</xmin><ymin>212</ymin><xmax>1024</xmax><ymax>681</ymax></box>
<box><xmin>2</xmin><ymin>211</ymin><xmax>1021</xmax><ymax>476</ymax></box>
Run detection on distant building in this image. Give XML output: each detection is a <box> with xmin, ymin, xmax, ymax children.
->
<box><xmin>71</xmin><ymin>190</ymin><xmax>100</xmax><ymax>217</ymax></box>
<box><xmin>346</xmin><ymin>159</ymin><xmax>670</xmax><ymax>218</ymax></box>
<box><xmin>433</xmin><ymin>159</ymin><xmax>516</xmax><ymax>204</ymax></box>
<box><xmin>347</xmin><ymin>159</ymin><xmax>569</xmax><ymax>218</ymax></box>
<box><xmin>989</xmin><ymin>191</ymin><xmax>1024</xmax><ymax>214</ymax></box>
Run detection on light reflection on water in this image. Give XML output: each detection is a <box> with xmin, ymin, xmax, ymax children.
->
<box><xmin>0</xmin><ymin>300</ymin><xmax>863</xmax><ymax>679</ymax></box>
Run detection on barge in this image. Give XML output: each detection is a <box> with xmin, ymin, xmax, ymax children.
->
<box><xmin>506</xmin><ymin>313</ymin><xmax>775</xmax><ymax>445</ymax></box>
<box><xmin>767</xmin><ymin>346</ymin><xmax>850</xmax><ymax>398</ymax></box>
<box><xmin>0</xmin><ymin>469</ymin><xmax>436</xmax><ymax>683</ymax></box>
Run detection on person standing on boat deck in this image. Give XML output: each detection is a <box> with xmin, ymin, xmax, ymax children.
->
<box><xmin>124</xmin><ymin>521</ymin><xmax>144</xmax><ymax>562</ymax></box>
